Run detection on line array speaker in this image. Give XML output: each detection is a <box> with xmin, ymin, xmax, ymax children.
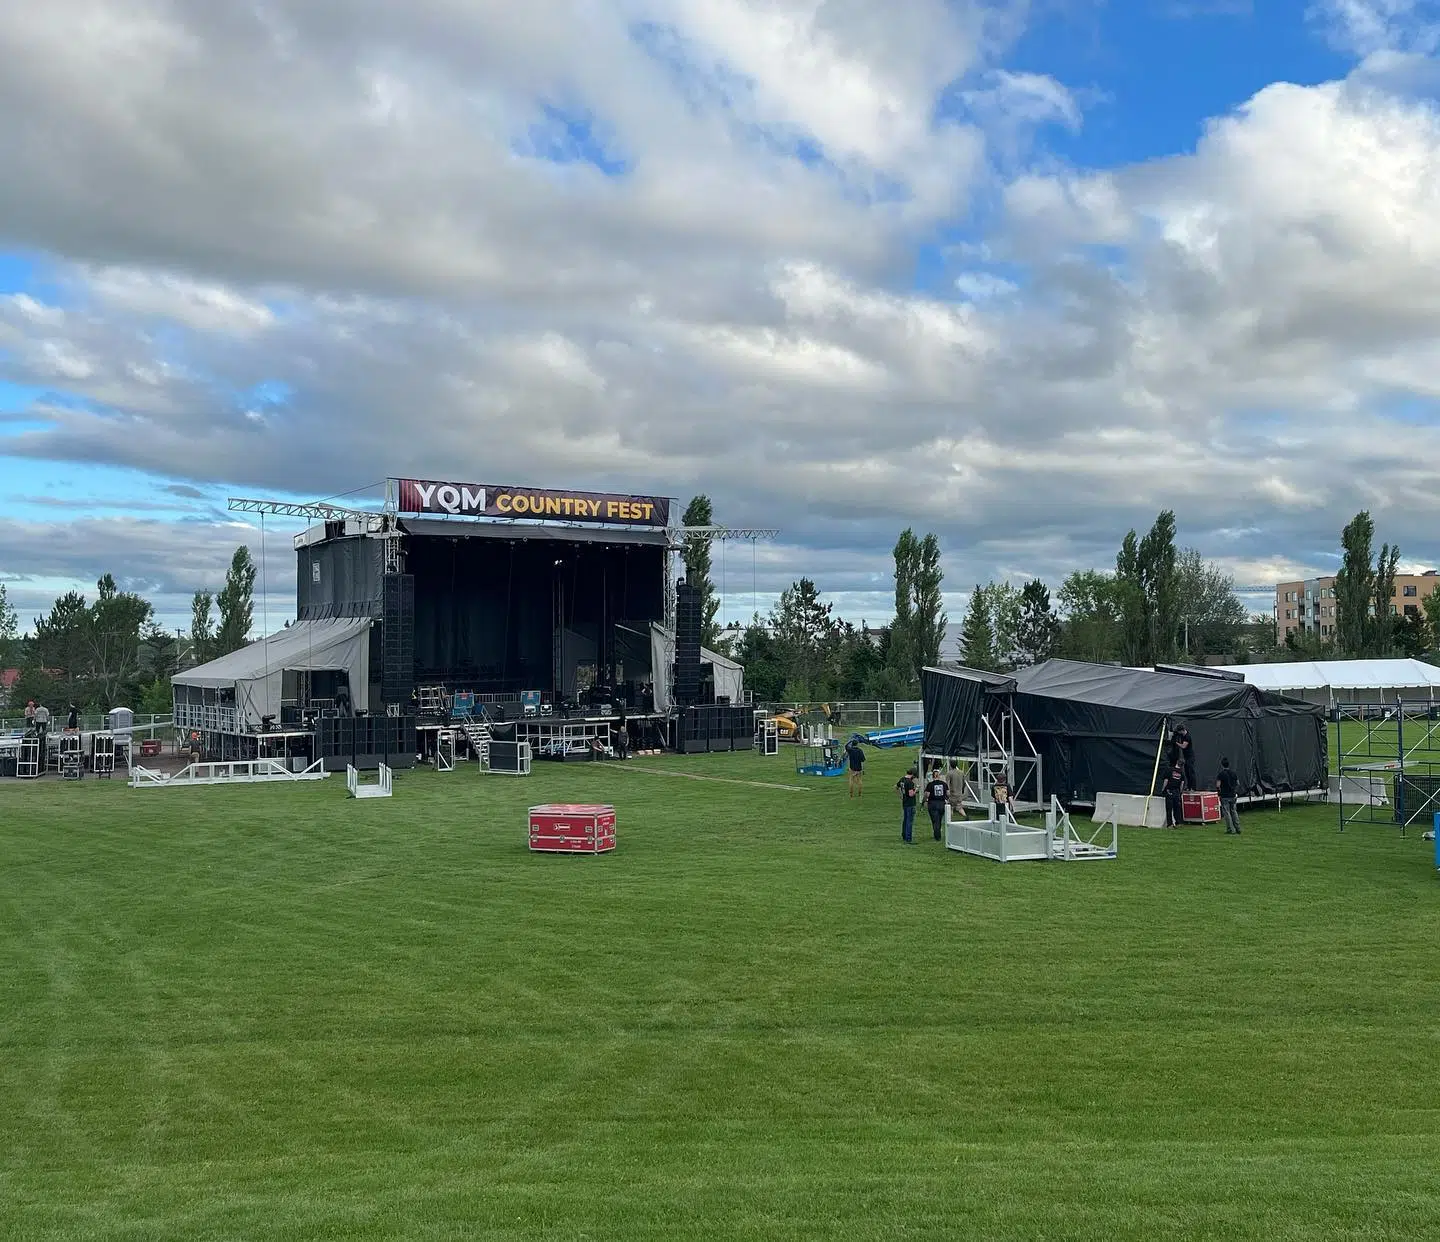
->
<box><xmin>674</xmin><ymin>580</ymin><xmax>703</xmax><ymax>705</ymax></box>
<box><xmin>381</xmin><ymin>573</ymin><xmax>415</xmax><ymax>705</ymax></box>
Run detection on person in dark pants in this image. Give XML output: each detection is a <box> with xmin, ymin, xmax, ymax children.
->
<box><xmin>924</xmin><ymin>765</ymin><xmax>948</xmax><ymax>841</ymax></box>
<box><xmin>1216</xmin><ymin>757</ymin><xmax>1241</xmax><ymax>834</ymax></box>
<box><xmin>1171</xmin><ymin>724</ymin><xmax>1197</xmax><ymax>790</ymax></box>
<box><xmin>1162</xmin><ymin>763</ymin><xmax>1186</xmax><ymax>827</ymax></box>
<box><xmin>895</xmin><ymin>768</ymin><xmax>918</xmax><ymax>843</ymax></box>
<box><xmin>845</xmin><ymin>737</ymin><xmax>865</xmax><ymax>798</ymax></box>
<box><xmin>66</xmin><ymin>703</ymin><xmax>79</xmax><ymax>731</ymax></box>
<box><xmin>991</xmin><ymin>768</ymin><xmax>1013</xmax><ymax>821</ymax></box>
<box><xmin>32</xmin><ymin>702</ymin><xmax>50</xmax><ymax>763</ymax></box>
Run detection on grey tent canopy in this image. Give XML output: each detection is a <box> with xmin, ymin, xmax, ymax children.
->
<box><xmin>173</xmin><ymin>617</ymin><xmax>373</xmax><ymax>731</ymax></box>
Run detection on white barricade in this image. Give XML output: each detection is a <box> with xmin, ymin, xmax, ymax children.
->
<box><xmin>346</xmin><ymin>763</ymin><xmax>393</xmax><ymax>799</ymax></box>
<box><xmin>1092</xmin><ymin>791</ymin><xmax>1166</xmax><ymax>828</ymax></box>
<box><xmin>130</xmin><ymin>758</ymin><xmax>328</xmax><ymax>788</ymax></box>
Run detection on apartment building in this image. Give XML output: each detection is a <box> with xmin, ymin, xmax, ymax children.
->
<box><xmin>1276</xmin><ymin>571</ymin><xmax>1440</xmax><ymax>643</ymax></box>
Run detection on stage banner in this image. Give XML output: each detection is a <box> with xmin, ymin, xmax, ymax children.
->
<box><xmin>393</xmin><ymin>479</ymin><xmax>671</xmax><ymax>527</ymax></box>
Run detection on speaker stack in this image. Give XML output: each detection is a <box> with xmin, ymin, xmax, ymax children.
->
<box><xmin>673</xmin><ymin>580</ymin><xmax>703</xmax><ymax>707</ymax></box>
<box><xmin>381</xmin><ymin>573</ymin><xmax>415</xmax><ymax>706</ymax></box>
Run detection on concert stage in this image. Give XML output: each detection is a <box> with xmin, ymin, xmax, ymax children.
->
<box><xmin>172</xmin><ymin>477</ymin><xmax>746</xmax><ymax>766</ymax></box>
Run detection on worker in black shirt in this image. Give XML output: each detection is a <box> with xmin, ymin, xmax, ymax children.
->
<box><xmin>895</xmin><ymin>768</ymin><xmax>918</xmax><ymax>844</ymax></box>
<box><xmin>1171</xmin><ymin>724</ymin><xmax>1197</xmax><ymax>790</ymax></box>
<box><xmin>1216</xmin><ymin>757</ymin><xmax>1241</xmax><ymax>834</ymax></box>
<box><xmin>845</xmin><ymin>736</ymin><xmax>865</xmax><ymax>798</ymax></box>
<box><xmin>1162</xmin><ymin>763</ymin><xmax>1186</xmax><ymax>827</ymax></box>
<box><xmin>924</xmin><ymin>765</ymin><xmax>948</xmax><ymax>841</ymax></box>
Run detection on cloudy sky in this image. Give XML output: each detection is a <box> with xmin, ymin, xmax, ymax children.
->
<box><xmin>3</xmin><ymin>0</ymin><xmax>1440</xmax><ymax>634</ymax></box>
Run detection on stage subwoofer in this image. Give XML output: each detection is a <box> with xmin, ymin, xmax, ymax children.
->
<box><xmin>381</xmin><ymin>573</ymin><xmax>415</xmax><ymax>706</ymax></box>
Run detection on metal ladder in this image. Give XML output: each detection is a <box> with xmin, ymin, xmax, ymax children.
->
<box><xmin>459</xmin><ymin>717</ymin><xmax>491</xmax><ymax>767</ymax></box>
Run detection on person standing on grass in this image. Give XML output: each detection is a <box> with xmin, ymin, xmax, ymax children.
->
<box><xmin>895</xmin><ymin>767</ymin><xmax>918</xmax><ymax>844</ymax></box>
<box><xmin>1162</xmin><ymin>762</ymin><xmax>1186</xmax><ymax>827</ymax></box>
<box><xmin>1216</xmin><ymin>757</ymin><xmax>1242</xmax><ymax>834</ymax></box>
<box><xmin>947</xmin><ymin>760</ymin><xmax>967</xmax><ymax>822</ymax></box>
<box><xmin>924</xmin><ymin>764</ymin><xmax>949</xmax><ymax>841</ymax></box>
<box><xmin>845</xmin><ymin>736</ymin><xmax>865</xmax><ymax>798</ymax></box>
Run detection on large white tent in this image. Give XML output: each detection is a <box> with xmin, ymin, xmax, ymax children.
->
<box><xmin>173</xmin><ymin>618</ymin><xmax>373</xmax><ymax>733</ymax></box>
<box><xmin>1211</xmin><ymin>658</ymin><xmax>1440</xmax><ymax>705</ymax></box>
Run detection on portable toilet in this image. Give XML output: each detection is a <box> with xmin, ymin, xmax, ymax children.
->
<box><xmin>106</xmin><ymin>706</ymin><xmax>135</xmax><ymax>733</ymax></box>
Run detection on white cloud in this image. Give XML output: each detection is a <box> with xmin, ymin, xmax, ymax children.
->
<box><xmin>2</xmin><ymin>3</ymin><xmax>1440</xmax><ymax>624</ymax></box>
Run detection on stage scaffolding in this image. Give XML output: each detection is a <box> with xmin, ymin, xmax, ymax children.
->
<box><xmin>923</xmin><ymin>699</ymin><xmax>1044</xmax><ymax>813</ymax></box>
<box><xmin>1335</xmin><ymin>700</ymin><xmax>1440</xmax><ymax>835</ymax></box>
<box><xmin>515</xmin><ymin>717</ymin><xmax>612</xmax><ymax>761</ymax></box>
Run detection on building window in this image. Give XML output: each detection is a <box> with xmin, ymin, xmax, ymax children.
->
<box><xmin>1403</xmin><ymin>584</ymin><xmax>1418</xmax><ymax>597</ymax></box>
<box><xmin>1405</xmin><ymin>604</ymin><xmax>1419</xmax><ymax>617</ymax></box>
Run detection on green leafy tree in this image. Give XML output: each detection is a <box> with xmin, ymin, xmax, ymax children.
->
<box><xmin>137</xmin><ymin>677</ymin><xmax>175</xmax><ymax>716</ymax></box>
<box><xmin>681</xmin><ymin>495</ymin><xmax>722</xmax><ymax>647</ymax></box>
<box><xmin>769</xmin><ymin>578</ymin><xmax>841</xmax><ymax>700</ymax></box>
<box><xmin>837</xmin><ymin>623</ymin><xmax>887</xmax><ymax>699</ymax></box>
<box><xmin>84</xmin><ymin>574</ymin><xmax>153</xmax><ymax>706</ymax></box>
<box><xmin>1335</xmin><ymin>512</ymin><xmax>1376</xmax><ymax>655</ymax></box>
<box><xmin>1058</xmin><ymin>570</ymin><xmax>1124</xmax><ymax>663</ymax></box>
<box><xmin>0</xmin><ymin>582</ymin><xmax>17</xmax><ymax>667</ymax></box>
<box><xmin>886</xmin><ymin>529</ymin><xmax>919</xmax><ymax>690</ymax></box>
<box><xmin>958</xmin><ymin>585</ymin><xmax>997</xmax><ymax>672</ymax></box>
<box><xmin>734</xmin><ymin>618</ymin><xmax>785</xmax><ymax>703</ymax></box>
<box><xmin>911</xmin><ymin>533</ymin><xmax>947</xmax><ymax>673</ymax></box>
<box><xmin>216</xmin><ymin>546</ymin><xmax>257</xmax><ymax>654</ymax></box>
<box><xmin>190</xmin><ymin>591</ymin><xmax>215</xmax><ymax>667</ymax></box>
<box><xmin>980</xmin><ymin>581</ymin><xmax>1021</xmax><ymax>669</ymax></box>
<box><xmin>1422</xmin><ymin>588</ymin><xmax>1440</xmax><ymax>656</ymax></box>
<box><xmin>886</xmin><ymin>529</ymin><xmax>947</xmax><ymax>690</ymax></box>
<box><xmin>1114</xmin><ymin>511</ymin><xmax>1179</xmax><ymax>664</ymax></box>
<box><xmin>31</xmin><ymin>590</ymin><xmax>91</xmax><ymax>705</ymax></box>
<box><xmin>141</xmin><ymin>624</ymin><xmax>179</xmax><ymax>681</ymax></box>
<box><xmin>1173</xmin><ymin>549</ymin><xmax>1248</xmax><ymax>660</ymax></box>
<box><xmin>1393</xmin><ymin>611</ymin><xmax>1430</xmax><ymax>660</ymax></box>
<box><xmin>1015</xmin><ymin>579</ymin><xmax>1061</xmax><ymax>666</ymax></box>
<box><xmin>1372</xmin><ymin>541</ymin><xmax>1400</xmax><ymax>655</ymax></box>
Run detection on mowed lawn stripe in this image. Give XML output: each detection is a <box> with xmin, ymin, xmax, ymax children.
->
<box><xmin>2</xmin><ymin>754</ymin><xmax>1438</xmax><ymax>1239</ymax></box>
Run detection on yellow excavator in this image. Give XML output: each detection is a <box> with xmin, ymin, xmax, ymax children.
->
<box><xmin>770</xmin><ymin>704</ymin><xmax>832</xmax><ymax>741</ymax></box>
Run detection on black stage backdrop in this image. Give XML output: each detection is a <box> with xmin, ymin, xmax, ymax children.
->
<box><xmin>405</xmin><ymin>534</ymin><xmax>664</xmax><ymax>692</ymax></box>
<box><xmin>295</xmin><ymin>527</ymin><xmax>665</xmax><ymax>695</ymax></box>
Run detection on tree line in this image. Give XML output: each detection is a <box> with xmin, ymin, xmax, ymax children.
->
<box><xmin>1</xmin><ymin>547</ymin><xmax>257</xmax><ymax>716</ymax></box>
<box><xmin>679</xmin><ymin>500</ymin><xmax>1266</xmax><ymax>701</ymax></box>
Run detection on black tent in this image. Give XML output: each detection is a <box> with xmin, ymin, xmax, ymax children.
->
<box><xmin>921</xmin><ymin>663</ymin><xmax>1016</xmax><ymax>755</ymax></box>
<box><xmin>922</xmin><ymin>660</ymin><xmax>1327</xmax><ymax>803</ymax></box>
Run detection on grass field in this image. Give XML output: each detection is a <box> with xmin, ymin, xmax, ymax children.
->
<box><xmin>3</xmin><ymin>751</ymin><xmax>1438</xmax><ymax>1240</ymax></box>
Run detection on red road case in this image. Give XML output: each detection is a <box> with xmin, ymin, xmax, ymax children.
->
<box><xmin>528</xmin><ymin>803</ymin><xmax>616</xmax><ymax>854</ymax></box>
<box><xmin>1181</xmin><ymin>791</ymin><xmax>1220</xmax><ymax>823</ymax></box>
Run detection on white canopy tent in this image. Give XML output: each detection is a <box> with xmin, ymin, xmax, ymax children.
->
<box><xmin>1212</xmin><ymin>658</ymin><xmax>1440</xmax><ymax>705</ymax></box>
<box><xmin>649</xmin><ymin>623</ymin><xmax>744</xmax><ymax>711</ymax></box>
<box><xmin>173</xmin><ymin>618</ymin><xmax>373</xmax><ymax>732</ymax></box>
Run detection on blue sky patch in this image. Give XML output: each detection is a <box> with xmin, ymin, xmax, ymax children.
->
<box><xmin>517</xmin><ymin>103</ymin><xmax>629</xmax><ymax>176</ymax></box>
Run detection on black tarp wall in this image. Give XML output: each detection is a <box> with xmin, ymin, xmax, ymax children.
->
<box><xmin>922</xmin><ymin>661</ymin><xmax>1327</xmax><ymax>802</ymax></box>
